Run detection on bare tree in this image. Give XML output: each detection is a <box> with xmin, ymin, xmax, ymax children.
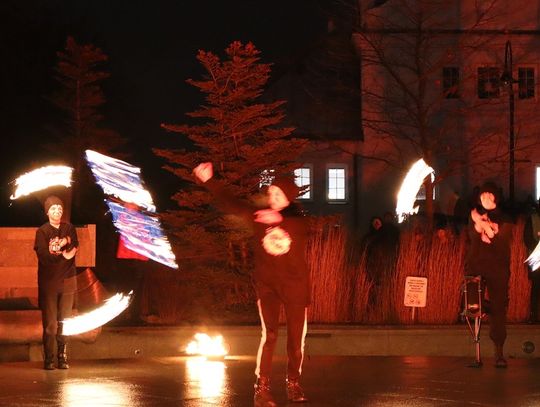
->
<box><xmin>356</xmin><ymin>0</ymin><xmax>540</xmax><ymax>220</ymax></box>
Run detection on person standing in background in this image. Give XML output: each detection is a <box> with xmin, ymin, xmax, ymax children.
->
<box><xmin>524</xmin><ymin>198</ymin><xmax>540</xmax><ymax>323</ymax></box>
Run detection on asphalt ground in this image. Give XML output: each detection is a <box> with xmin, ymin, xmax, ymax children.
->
<box><xmin>1</xmin><ymin>354</ymin><xmax>540</xmax><ymax>406</ymax></box>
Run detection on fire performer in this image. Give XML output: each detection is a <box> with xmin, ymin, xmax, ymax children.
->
<box><xmin>34</xmin><ymin>196</ymin><xmax>78</xmax><ymax>370</ymax></box>
<box><xmin>465</xmin><ymin>182</ymin><xmax>513</xmax><ymax>368</ymax></box>
<box><xmin>194</xmin><ymin>162</ymin><xmax>310</xmax><ymax>406</ymax></box>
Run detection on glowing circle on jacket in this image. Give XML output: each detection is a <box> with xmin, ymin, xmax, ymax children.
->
<box><xmin>262</xmin><ymin>226</ymin><xmax>292</xmax><ymax>256</ymax></box>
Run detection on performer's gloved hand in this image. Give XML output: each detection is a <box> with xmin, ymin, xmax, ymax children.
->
<box><xmin>193</xmin><ymin>162</ymin><xmax>213</xmax><ymax>183</ymax></box>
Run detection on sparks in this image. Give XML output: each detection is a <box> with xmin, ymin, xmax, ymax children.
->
<box><xmin>526</xmin><ymin>241</ymin><xmax>540</xmax><ymax>272</ymax></box>
<box><xmin>186</xmin><ymin>333</ymin><xmax>228</xmax><ymax>358</ymax></box>
<box><xmin>10</xmin><ymin>165</ymin><xmax>73</xmax><ymax>200</ymax></box>
<box><xmin>396</xmin><ymin>159</ymin><xmax>434</xmax><ymax>223</ymax></box>
<box><xmin>62</xmin><ymin>292</ymin><xmax>132</xmax><ymax>336</ymax></box>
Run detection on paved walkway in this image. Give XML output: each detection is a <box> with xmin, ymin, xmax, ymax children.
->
<box><xmin>1</xmin><ymin>355</ymin><xmax>540</xmax><ymax>406</ymax></box>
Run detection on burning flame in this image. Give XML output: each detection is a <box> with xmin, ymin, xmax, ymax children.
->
<box><xmin>10</xmin><ymin>165</ymin><xmax>73</xmax><ymax>200</ymax></box>
<box><xmin>186</xmin><ymin>333</ymin><xmax>228</xmax><ymax>358</ymax></box>
<box><xmin>526</xmin><ymin>241</ymin><xmax>540</xmax><ymax>272</ymax></box>
<box><xmin>62</xmin><ymin>292</ymin><xmax>132</xmax><ymax>336</ymax></box>
<box><xmin>396</xmin><ymin>159</ymin><xmax>434</xmax><ymax>223</ymax></box>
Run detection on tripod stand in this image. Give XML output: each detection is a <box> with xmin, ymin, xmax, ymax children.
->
<box><xmin>461</xmin><ymin>275</ymin><xmax>485</xmax><ymax>367</ymax></box>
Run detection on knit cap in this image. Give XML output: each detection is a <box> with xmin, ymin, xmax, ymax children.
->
<box><xmin>44</xmin><ymin>195</ymin><xmax>64</xmax><ymax>214</ymax></box>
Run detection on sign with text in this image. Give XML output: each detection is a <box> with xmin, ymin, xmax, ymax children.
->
<box><xmin>404</xmin><ymin>276</ymin><xmax>428</xmax><ymax>307</ymax></box>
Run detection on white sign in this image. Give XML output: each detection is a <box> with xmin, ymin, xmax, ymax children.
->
<box><xmin>404</xmin><ymin>276</ymin><xmax>428</xmax><ymax>307</ymax></box>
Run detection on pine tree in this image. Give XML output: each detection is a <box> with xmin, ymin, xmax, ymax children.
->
<box><xmin>154</xmin><ymin>41</ymin><xmax>306</xmax><ymax>278</ymax></box>
<box><xmin>48</xmin><ymin>36</ymin><xmax>126</xmax><ymax>221</ymax></box>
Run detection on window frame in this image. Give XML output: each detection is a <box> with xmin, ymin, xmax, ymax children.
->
<box><xmin>517</xmin><ymin>65</ymin><xmax>536</xmax><ymax>100</ymax></box>
<box><xmin>442</xmin><ymin>66</ymin><xmax>460</xmax><ymax>99</ymax></box>
<box><xmin>477</xmin><ymin>66</ymin><xmax>501</xmax><ymax>99</ymax></box>
<box><xmin>294</xmin><ymin>165</ymin><xmax>313</xmax><ymax>201</ymax></box>
<box><xmin>326</xmin><ymin>164</ymin><xmax>348</xmax><ymax>203</ymax></box>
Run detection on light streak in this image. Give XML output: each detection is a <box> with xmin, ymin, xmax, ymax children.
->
<box><xmin>85</xmin><ymin>150</ymin><xmax>155</xmax><ymax>212</ymax></box>
<box><xmin>10</xmin><ymin>165</ymin><xmax>73</xmax><ymax>200</ymax></box>
<box><xmin>85</xmin><ymin>149</ymin><xmax>178</xmax><ymax>269</ymax></box>
<box><xmin>186</xmin><ymin>333</ymin><xmax>228</xmax><ymax>357</ymax></box>
<box><xmin>62</xmin><ymin>292</ymin><xmax>132</xmax><ymax>336</ymax></box>
<box><xmin>396</xmin><ymin>159</ymin><xmax>434</xmax><ymax>223</ymax></box>
<box><xmin>107</xmin><ymin>200</ymin><xmax>178</xmax><ymax>269</ymax></box>
<box><xmin>526</xmin><ymin>241</ymin><xmax>540</xmax><ymax>272</ymax></box>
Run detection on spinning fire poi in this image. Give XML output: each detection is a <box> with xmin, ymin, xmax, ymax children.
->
<box><xmin>10</xmin><ymin>165</ymin><xmax>73</xmax><ymax>200</ymax></box>
<box><xmin>395</xmin><ymin>158</ymin><xmax>434</xmax><ymax>223</ymax></box>
<box><xmin>85</xmin><ymin>150</ymin><xmax>178</xmax><ymax>269</ymax></box>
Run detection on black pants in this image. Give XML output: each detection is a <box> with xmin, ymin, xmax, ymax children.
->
<box><xmin>255</xmin><ymin>291</ymin><xmax>307</xmax><ymax>381</ymax></box>
<box><xmin>40</xmin><ymin>290</ymin><xmax>74</xmax><ymax>360</ymax></box>
<box><xmin>467</xmin><ymin>271</ymin><xmax>509</xmax><ymax>347</ymax></box>
<box><xmin>529</xmin><ymin>271</ymin><xmax>540</xmax><ymax>320</ymax></box>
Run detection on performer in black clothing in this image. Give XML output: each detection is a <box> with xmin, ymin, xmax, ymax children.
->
<box><xmin>464</xmin><ymin>182</ymin><xmax>513</xmax><ymax>368</ymax></box>
<box><xmin>34</xmin><ymin>196</ymin><xmax>78</xmax><ymax>370</ymax></box>
<box><xmin>194</xmin><ymin>162</ymin><xmax>310</xmax><ymax>406</ymax></box>
<box><xmin>524</xmin><ymin>198</ymin><xmax>540</xmax><ymax>322</ymax></box>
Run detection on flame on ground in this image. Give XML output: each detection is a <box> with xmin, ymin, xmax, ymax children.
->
<box><xmin>10</xmin><ymin>165</ymin><xmax>73</xmax><ymax>200</ymax></box>
<box><xmin>186</xmin><ymin>333</ymin><xmax>228</xmax><ymax>358</ymax></box>
<box><xmin>62</xmin><ymin>292</ymin><xmax>132</xmax><ymax>336</ymax></box>
<box><xmin>396</xmin><ymin>159</ymin><xmax>434</xmax><ymax>223</ymax></box>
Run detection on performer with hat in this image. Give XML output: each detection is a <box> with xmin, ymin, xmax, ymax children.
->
<box><xmin>34</xmin><ymin>195</ymin><xmax>78</xmax><ymax>370</ymax></box>
<box><xmin>465</xmin><ymin>182</ymin><xmax>513</xmax><ymax>368</ymax></box>
<box><xmin>194</xmin><ymin>162</ymin><xmax>310</xmax><ymax>406</ymax></box>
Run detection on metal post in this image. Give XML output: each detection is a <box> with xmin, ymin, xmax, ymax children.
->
<box><xmin>503</xmin><ymin>40</ymin><xmax>515</xmax><ymax>205</ymax></box>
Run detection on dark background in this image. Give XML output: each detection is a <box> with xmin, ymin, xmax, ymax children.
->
<box><xmin>0</xmin><ymin>0</ymin><xmax>329</xmax><ymax>226</ymax></box>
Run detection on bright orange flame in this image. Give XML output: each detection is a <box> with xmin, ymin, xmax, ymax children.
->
<box><xmin>11</xmin><ymin>165</ymin><xmax>73</xmax><ymax>200</ymax></box>
<box><xmin>186</xmin><ymin>333</ymin><xmax>228</xmax><ymax>357</ymax></box>
<box><xmin>396</xmin><ymin>159</ymin><xmax>434</xmax><ymax>223</ymax></box>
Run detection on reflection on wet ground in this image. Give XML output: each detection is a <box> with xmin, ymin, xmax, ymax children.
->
<box><xmin>2</xmin><ymin>355</ymin><xmax>540</xmax><ymax>406</ymax></box>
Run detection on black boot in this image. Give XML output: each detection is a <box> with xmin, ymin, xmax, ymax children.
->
<box><xmin>57</xmin><ymin>344</ymin><xmax>69</xmax><ymax>369</ymax></box>
<box><xmin>495</xmin><ymin>345</ymin><xmax>507</xmax><ymax>368</ymax></box>
<box><xmin>254</xmin><ymin>376</ymin><xmax>277</xmax><ymax>407</ymax></box>
<box><xmin>287</xmin><ymin>377</ymin><xmax>308</xmax><ymax>403</ymax></box>
<box><xmin>44</xmin><ymin>355</ymin><xmax>55</xmax><ymax>370</ymax></box>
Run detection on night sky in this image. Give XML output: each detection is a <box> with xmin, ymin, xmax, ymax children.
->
<box><xmin>0</xmin><ymin>0</ymin><xmax>329</xmax><ymax>226</ymax></box>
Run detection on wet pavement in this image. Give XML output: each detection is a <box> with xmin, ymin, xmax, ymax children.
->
<box><xmin>2</xmin><ymin>355</ymin><xmax>540</xmax><ymax>406</ymax></box>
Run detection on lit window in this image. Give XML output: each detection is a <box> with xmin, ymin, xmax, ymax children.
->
<box><xmin>259</xmin><ymin>169</ymin><xmax>275</xmax><ymax>188</ymax></box>
<box><xmin>327</xmin><ymin>166</ymin><xmax>346</xmax><ymax>201</ymax></box>
<box><xmin>442</xmin><ymin>67</ymin><xmax>459</xmax><ymax>98</ymax></box>
<box><xmin>294</xmin><ymin>167</ymin><xmax>311</xmax><ymax>200</ymax></box>
<box><xmin>518</xmin><ymin>67</ymin><xmax>535</xmax><ymax>99</ymax></box>
<box><xmin>478</xmin><ymin>67</ymin><xmax>500</xmax><ymax>99</ymax></box>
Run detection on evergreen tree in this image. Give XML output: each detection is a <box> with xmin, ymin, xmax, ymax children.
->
<box><xmin>154</xmin><ymin>41</ymin><xmax>306</xmax><ymax>278</ymax></box>
<box><xmin>48</xmin><ymin>36</ymin><xmax>126</xmax><ymax>222</ymax></box>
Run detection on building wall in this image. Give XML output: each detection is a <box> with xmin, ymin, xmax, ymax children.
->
<box><xmin>355</xmin><ymin>0</ymin><xmax>540</xmax><ymax>226</ymax></box>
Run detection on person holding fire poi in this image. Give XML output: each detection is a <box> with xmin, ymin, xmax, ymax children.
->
<box><xmin>34</xmin><ymin>195</ymin><xmax>78</xmax><ymax>370</ymax></box>
<box><xmin>193</xmin><ymin>162</ymin><xmax>310</xmax><ymax>407</ymax></box>
<box><xmin>464</xmin><ymin>182</ymin><xmax>513</xmax><ymax>368</ymax></box>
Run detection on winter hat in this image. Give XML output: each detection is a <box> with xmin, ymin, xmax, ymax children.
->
<box><xmin>271</xmin><ymin>176</ymin><xmax>300</xmax><ymax>200</ymax></box>
<box><xmin>44</xmin><ymin>195</ymin><xmax>64</xmax><ymax>214</ymax></box>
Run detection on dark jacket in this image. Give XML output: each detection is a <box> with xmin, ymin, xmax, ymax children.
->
<box><xmin>465</xmin><ymin>208</ymin><xmax>513</xmax><ymax>277</ymax></box>
<box><xmin>34</xmin><ymin>222</ymin><xmax>79</xmax><ymax>300</ymax></box>
<box><xmin>206</xmin><ymin>180</ymin><xmax>311</xmax><ymax>305</ymax></box>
